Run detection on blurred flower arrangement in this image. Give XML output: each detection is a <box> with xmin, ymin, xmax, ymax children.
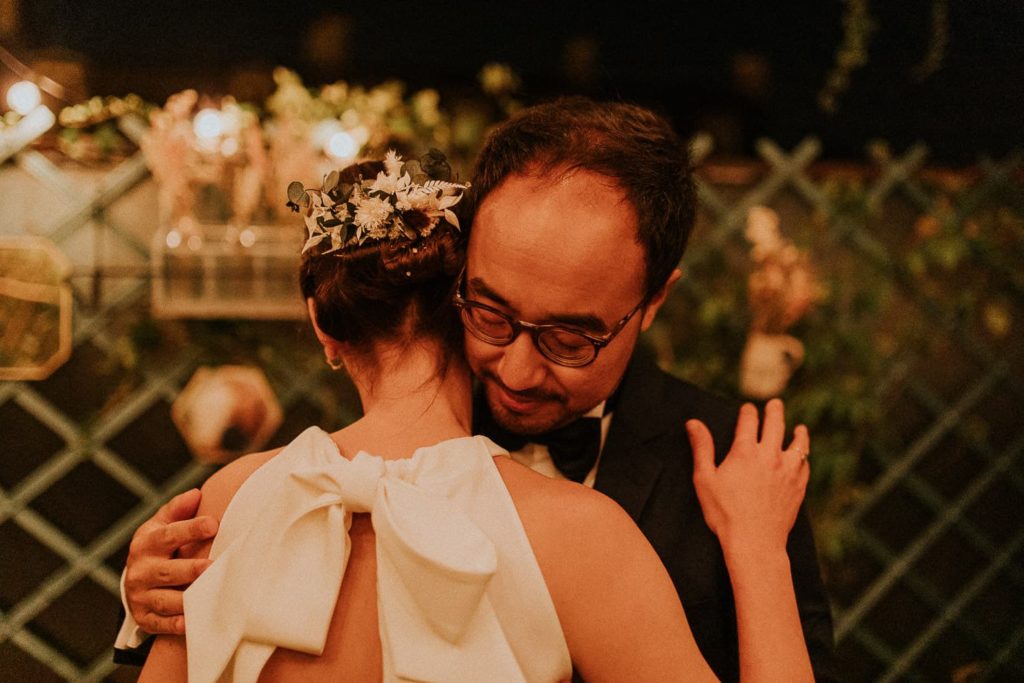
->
<box><xmin>739</xmin><ymin>206</ymin><xmax>823</xmax><ymax>399</ymax></box>
<box><xmin>132</xmin><ymin>66</ymin><xmax>512</xmax><ymax>233</ymax></box>
<box><xmin>141</xmin><ymin>89</ymin><xmax>266</xmax><ymax>227</ymax></box>
<box><xmin>56</xmin><ymin>94</ymin><xmax>153</xmax><ymax>161</ymax></box>
<box><xmin>262</xmin><ymin>68</ymin><xmax>454</xmax><ymax>223</ymax></box>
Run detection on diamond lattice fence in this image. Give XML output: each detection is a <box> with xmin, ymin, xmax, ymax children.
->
<box><xmin>0</xmin><ymin>126</ymin><xmax>1021</xmax><ymax>682</ymax></box>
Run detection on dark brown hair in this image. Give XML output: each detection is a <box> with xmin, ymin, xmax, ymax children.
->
<box><xmin>468</xmin><ymin>96</ymin><xmax>696</xmax><ymax>298</ymax></box>
<box><xmin>298</xmin><ymin>161</ymin><xmax>466</xmax><ymax>366</ymax></box>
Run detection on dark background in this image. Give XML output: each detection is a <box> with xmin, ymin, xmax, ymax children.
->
<box><xmin>12</xmin><ymin>1</ymin><xmax>1024</xmax><ymax>162</ymax></box>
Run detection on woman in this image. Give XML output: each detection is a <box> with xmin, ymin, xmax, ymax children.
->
<box><xmin>140</xmin><ymin>152</ymin><xmax>812</xmax><ymax>682</ymax></box>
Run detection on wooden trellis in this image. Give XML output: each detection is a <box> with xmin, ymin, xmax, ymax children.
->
<box><xmin>0</xmin><ymin>115</ymin><xmax>1021</xmax><ymax>681</ymax></box>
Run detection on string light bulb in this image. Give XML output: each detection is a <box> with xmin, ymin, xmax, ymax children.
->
<box><xmin>327</xmin><ymin>131</ymin><xmax>357</xmax><ymax>160</ymax></box>
<box><xmin>193</xmin><ymin>108</ymin><xmax>225</xmax><ymax>140</ymax></box>
<box><xmin>6</xmin><ymin>81</ymin><xmax>41</xmax><ymax>115</ymax></box>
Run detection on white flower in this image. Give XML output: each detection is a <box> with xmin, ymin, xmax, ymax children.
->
<box><xmin>354</xmin><ymin>196</ymin><xmax>394</xmax><ymax>233</ymax></box>
<box><xmin>371</xmin><ymin>169</ymin><xmax>410</xmax><ymax>196</ymax></box>
<box><xmin>383</xmin><ymin>149</ymin><xmax>403</xmax><ymax>177</ymax></box>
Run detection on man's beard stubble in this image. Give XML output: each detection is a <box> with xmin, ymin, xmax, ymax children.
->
<box><xmin>479</xmin><ymin>369</ymin><xmax>577</xmax><ymax>435</ymax></box>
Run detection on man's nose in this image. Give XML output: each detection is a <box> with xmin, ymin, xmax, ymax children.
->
<box><xmin>495</xmin><ymin>332</ymin><xmax>548</xmax><ymax>391</ymax></box>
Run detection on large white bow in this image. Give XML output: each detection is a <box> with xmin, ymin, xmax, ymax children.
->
<box><xmin>184</xmin><ymin>428</ymin><xmax>528</xmax><ymax>682</ymax></box>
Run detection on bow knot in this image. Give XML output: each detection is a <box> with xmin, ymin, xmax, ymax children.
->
<box><xmin>291</xmin><ymin>451</ymin><xmax>385</xmax><ymax>513</ymax></box>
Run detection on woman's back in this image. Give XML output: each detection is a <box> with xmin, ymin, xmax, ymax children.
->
<box><xmin>142</xmin><ymin>425</ymin><xmax>713</xmax><ymax>682</ymax></box>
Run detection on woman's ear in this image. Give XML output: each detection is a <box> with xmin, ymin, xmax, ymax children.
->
<box><xmin>307</xmin><ymin>298</ymin><xmax>344</xmax><ymax>369</ymax></box>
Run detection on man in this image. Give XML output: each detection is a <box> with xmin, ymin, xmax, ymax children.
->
<box><xmin>116</xmin><ymin>97</ymin><xmax>837</xmax><ymax>681</ymax></box>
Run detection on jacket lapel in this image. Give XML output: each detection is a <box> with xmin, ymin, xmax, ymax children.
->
<box><xmin>595</xmin><ymin>349</ymin><xmax>684</xmax><ymax>521</ymax></box>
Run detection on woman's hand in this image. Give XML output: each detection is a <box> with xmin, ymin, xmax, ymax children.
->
<box><xmin>686</xmin><ymin>398</ymin><xmax>809</xmax><ymax>557</ymax></box>
<box><xmin>687</xmin><ymin>399</ymin><xmax>815</xmax><ymax>682</ymax></box>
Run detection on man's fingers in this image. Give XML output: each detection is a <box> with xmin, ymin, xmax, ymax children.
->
<box><xmin>152</xmin><ymin>488</ymin><xmax>202</xmax><ymax>525</ymax></box>
<box><xmin>760</xmin><ymin>398</ymin><xmax>786</xmax><ymax>450</ymax></box>
<box><xmin>151</xmin><ymin>557</ymin><xmax>212</xmax><ymax>588</ymax></box>
<box><xmin>143</xmin><ymin>588</ymin><xmax>186</xmax><ymax>617</ymax></box>
<box><xmin>687</xmin><ymin>419</ymin><xmax>716</xmax><ymax>478</ymax></box>
<box><xmin>138</xmin><ymin>613</ymin><xmax>186</xmax><ymax>636</ymax></box>
<box><xmin>733</xmin><ymin>402</ymin><xmax>759</xmax><ymax>448</ymax></box>
<box><xmin>153</xmin><ymin>516</ymin><xmax>219</xmax><ymax>555</ymax></box>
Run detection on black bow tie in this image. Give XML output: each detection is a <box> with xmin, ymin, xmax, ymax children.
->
<box><xmin>476</xmin><ymin>407</ymin><xmax>602</xmax><ymax>484</ymax></box>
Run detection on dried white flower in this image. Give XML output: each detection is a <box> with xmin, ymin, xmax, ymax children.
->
<box><xmin>354</xmin><ymin>196</ymin><xmax>394</xmax><ymax>233</ymax></box>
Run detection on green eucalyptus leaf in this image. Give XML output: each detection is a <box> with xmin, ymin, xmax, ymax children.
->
<box><xmin>323</xmin><ymin>170</ymin><xmax>340</xmax><ymax>193</ymax></box>
<box><xmin>287</xmin><ymin>181</ymin><xmax>306</xmax><ymax>204</ymax></box>
<box><xmin>420</xmin><ymin>148</ymin><xmax>451</xmax><ymax>181</ymax></box>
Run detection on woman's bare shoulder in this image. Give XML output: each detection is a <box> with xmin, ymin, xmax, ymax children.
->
<box><xmin>197</xmin><ymin>447</ymin><xmax>284</xmax><ymax>520</ymax></box>
<box><xmin>492</xmin><ymin>456</ymin><xmax>639</xmax><ymax>552</ymax></box>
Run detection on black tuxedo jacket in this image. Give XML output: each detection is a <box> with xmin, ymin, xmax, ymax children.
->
<box><xmin>588</xmin><ymin>349</ymin><xmax>838</xmax><ymax>682</ymax></box>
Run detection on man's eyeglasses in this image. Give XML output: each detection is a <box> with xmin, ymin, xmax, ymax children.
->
<box><xmin>453</xmin><ymin>269</ymin><xmax>646</xmax><ymax>368</ymax></box>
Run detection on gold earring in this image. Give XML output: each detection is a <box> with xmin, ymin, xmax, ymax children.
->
<box><xmin>326</xmin><ymin>356</ymin><xmax>344</xmax><ymax>371</ymax></box>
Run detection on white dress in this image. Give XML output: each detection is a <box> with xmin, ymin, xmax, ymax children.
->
<box><xmin>183</xmin><ymin>427</ymin><xmax>572</xmax><ymax>683</ymax></box>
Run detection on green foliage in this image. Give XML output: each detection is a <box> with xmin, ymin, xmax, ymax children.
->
<box><xmin>653</xmin><ymin>170</ymin><xmax>1022</xmax><ymax>561</ymax></box>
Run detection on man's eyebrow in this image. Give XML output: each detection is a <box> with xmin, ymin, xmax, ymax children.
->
<box><xmin>468</xmin><ymin>276</ymin><xmax>609</xmax><ymax>333</ymax></box>
<box><xmin>468</xmin><ymin>277</ymin><xmax>510</xmax><ymax>307</ymax></box>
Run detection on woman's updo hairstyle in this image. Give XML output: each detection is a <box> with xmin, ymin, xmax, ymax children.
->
<box><xmin>298</xmin><ymin>159</ymin><xmax>467</xmax><ymax>362</ymax></box>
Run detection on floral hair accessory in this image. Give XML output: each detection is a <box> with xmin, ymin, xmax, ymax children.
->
<box><xmin>288</xmin><ymin>149</ymin><xmax>470</xmax><ymax>255</ymax></box>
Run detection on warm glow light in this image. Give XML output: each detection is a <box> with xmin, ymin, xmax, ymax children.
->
<box><xmin>313</xmin><ymin>119</ymin><xmax>342</xmax><ymax>150</ymax></box>
<box><xmin>165</xmin><ymin>230</ymin><xmax>182</xmax><ymax>249</ymax></box>
<box><xmin>220</xmin><ymin>137</ymin><xmax>239</xmax><ymax>156</ymax></box>
<box><xmin>239</xmin><ymin>229</ymin><xmax>256</xmax><ymax>248</ymax></box>
<box><xmin>187</xmin><ymin>235</ymin><xmax>203</xmax><ymax>251</ymax></box>
<box><xmin>193</xmin><ymin>108</ymin><xmax>224</xmax><ymax>140</ymax></box>
<box><xmin>327</xmin><ymin>131</ymin><xmax>357</xmax><ymax>160</ymax></box>
<box><xmin>7</xmin><ymin>81</ymin><xmax>41</xmax><ymax>115</ymax></box>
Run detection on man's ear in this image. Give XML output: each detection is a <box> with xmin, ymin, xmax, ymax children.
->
<box><xmin>638</xmin><ymin>268</ymin><xmax>683</xmax><ymax>332</ymax></box>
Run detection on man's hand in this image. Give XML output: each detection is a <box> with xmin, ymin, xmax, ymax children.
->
<box><xmin>124</xmin><ymin>488</ymin><xmax>218</xmax><ymax>635</ymax></box>
<box><xmin>686</xmin><ymin>399</ymin><xmax>810</xmax><ymax>557</ymax></box>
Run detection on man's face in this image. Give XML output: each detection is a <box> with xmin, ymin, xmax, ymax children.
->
<box><xmin>465</xmin><ymin>168</ymin><xmax>669</xmax><ymax>434</ymax></box>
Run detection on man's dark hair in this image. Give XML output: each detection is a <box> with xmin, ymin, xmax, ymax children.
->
<box><xmin>469</xmin><ymin>96</ymin><xmax>697</xmax><ymax>298</ymax></box>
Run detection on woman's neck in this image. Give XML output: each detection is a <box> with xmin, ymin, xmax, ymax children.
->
<box><xmin>334</xmin><ymin>341</ymin><xmax>473</xmax><ymax>460</ymax></box>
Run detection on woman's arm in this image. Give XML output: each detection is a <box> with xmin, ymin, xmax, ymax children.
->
<box><xmin>687</xmin><ymin>398</ymin><xmax>815</xmax><ymax>683</ymax></box>
<box><xmin>560</xmin><ymin>491</ymin><xmax>719</xmax><ymax>682</ymax></box>
<box><xmin>137</xmin><ymin>450</ymin><xmax>276</xmax><ymax>682</ymax></box>
<box><xmin>503</xmin><ymin>461</ymin><xmax>718</xmax><ymax>682</ymax></box>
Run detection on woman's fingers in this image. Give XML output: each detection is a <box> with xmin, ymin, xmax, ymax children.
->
<box><xmin>760</xmin><ymin>398</ymin><xmax>786</xmax><ymax>451</ymax></box>
<box><xmin>785</xmin><ymin>424</ymin><xmax>811</xmax><ymax>469</ymax></box>
<box><xmin>686</xmin><ymin>419</ymin><xmax>717</xmax><ymax>479</ymax></box>
<box><xmin>733</xmin><ymin>402</ymin><xmax>760</xmax><ymax>450</ymax></box>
